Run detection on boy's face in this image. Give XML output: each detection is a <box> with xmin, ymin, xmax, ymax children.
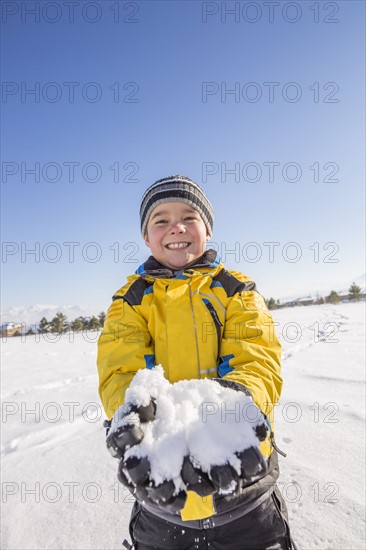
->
<box><xmin>144</xmin><ymin>201</ymin><xmax>210</xmax><ymax>270</ymax></box>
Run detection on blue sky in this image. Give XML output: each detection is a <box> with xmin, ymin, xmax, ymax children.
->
<box><xmin>1</xmin><ymin>0</ymin><xmax>365</xmax><ymax>318</ymax></box>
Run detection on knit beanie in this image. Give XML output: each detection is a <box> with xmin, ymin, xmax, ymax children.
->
<box><xmin>140</xmin><ymin>175</ymin><xmax>214</xmax><ymax>237</ymax></box>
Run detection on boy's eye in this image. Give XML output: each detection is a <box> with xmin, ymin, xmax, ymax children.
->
<box><xmin>154</xmin><ymin>216</ymin><xmax>197</xmax><ymax>225</ymax></box>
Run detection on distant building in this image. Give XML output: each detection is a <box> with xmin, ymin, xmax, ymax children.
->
<box><xmin>1</xmin><ymin>322</ymin><xmax>23</xmax><ymax>337</ymax></box>
<box><xmin>281</xmin><ymin>296</ymin><xmax>315</xmax><ymax>307</ymax></box>
<box><xmin>296</xmin><ymin>296</ymin><xmax>315</xmax><ymax>306</ymax></box>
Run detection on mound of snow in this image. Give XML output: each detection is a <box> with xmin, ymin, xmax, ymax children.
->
<box><xmin>120</xmin><ymin>366</ymin><xmax>261</xmax><ymax>487</ymax></box>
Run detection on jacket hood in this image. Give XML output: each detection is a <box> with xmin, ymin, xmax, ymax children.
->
<box><xmin>135</xmin><ymin>248</ymin><xmax>221</xmax><ymax>279</ymax></box>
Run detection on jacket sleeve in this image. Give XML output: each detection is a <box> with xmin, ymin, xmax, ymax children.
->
<box><xmin>97</xmin><ymin>296</ymin><xmax>154</xmax><ymax>419</ymax></box>
<box><xmin>219</xmin><ymin>289</ymin><xmax>282</xmax><ymax>418</ymax></box>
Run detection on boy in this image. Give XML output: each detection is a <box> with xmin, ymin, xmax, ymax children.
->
<box><xmin>97</xmin><ymin>175</ymin><xmax>296</xmax><ymax>549</ymax></box>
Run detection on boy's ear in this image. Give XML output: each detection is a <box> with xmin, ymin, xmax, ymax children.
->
<box><xmin>144</xmin><ymin>233</ymin><xmax>150</xmax><ymax>247</ymax></box>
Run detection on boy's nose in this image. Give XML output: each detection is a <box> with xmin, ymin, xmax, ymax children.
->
<box><xmin>170</xmin><ymin>221</ymin><xmax>186</xmax><ymax>232</ymax></box>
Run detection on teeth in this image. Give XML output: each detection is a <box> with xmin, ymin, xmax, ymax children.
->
<box><xmin>166</xmin><ymin>242</ymin><xmax>189</xmax><ymax>249</ymax></box>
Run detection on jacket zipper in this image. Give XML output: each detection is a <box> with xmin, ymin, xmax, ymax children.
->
<box><xmin>270</xmin><ymin>432</ymin><xmax>287</xmax><ymax>457</ymax></box>
<box><xmin>264</xmin><ymin>415</ymin><xmax>287</xmax><ymax>457</ymax></box>
<box><xmin>164</xmin><ymin>286</ymin><xmax>170</xmax><ymax>380</ymax></box>
<box><xmin>199</xmin><ymin>291</ymin><xmax>226</xmax><ymax>318</ymax></box>
<box><xmin>202</xmin><ymin>299</ymin><xmax>223</xmax><ymax>364</ymax></box>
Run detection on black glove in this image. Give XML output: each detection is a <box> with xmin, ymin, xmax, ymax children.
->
<box><xmin>211</xmin><ymin>378</ymin><xmax>269</xmax><ymax>491</ymax></box>
<box><xmin>158</xmin><ymin>490</ymin><xmax>187</xmax><ymax>514</ymax></box>
<box><xmin>146</xmin><ymin>479</ymin><xmax>176</xmax><ymax>504</ymax></box>
<box><xmin>106</xmin><ymin>398</ymin><xmax>156</xmax><ymax>494</ymax></box>
<box><xmin>181</xmin><ymin>456</ymin><xmax>216</xmax><ymax>497</ymax></box>
<box><xmin>123</xmin><ymin>455</ymin><xmax>151</xmax><ymax>486</ymax></box>
<box><xmin>106</xmin><ymin>398</ymin><xmax>156</xmax><ymax>459</ymax></box>
<box><xmin>209</xmin><ymin>462</ymin><xmax>241</xmax><ymax>494</ymax></box>
<box><xmin>236</xmin><ymin>446</ymin><xmax>267</xmax><ymax>481</ymax></box>
<box><xmin>144</xmin><ymin>478</ymin><xmax>187</xmax><ymax>514</ymax></box>
<box><xmin>106</xmin><ymin>398</ymin><xmax>186</xmax><ymax>513</ymax></box>
<box><xmin>127</xmin><ymin>466</ymin><xmax>187</xmax><ymax>514</ymax></box>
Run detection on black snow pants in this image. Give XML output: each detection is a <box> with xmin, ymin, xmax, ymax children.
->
<box><xmin>128</xmin><ymin>486</ymin><xmax>296</xmax><ymax>550</ymax></box>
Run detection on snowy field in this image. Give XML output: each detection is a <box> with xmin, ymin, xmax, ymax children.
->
<box><xmin>1</xmin><ymin>302</ymin><xmax>365</xmax><ymax>550</ymax></box>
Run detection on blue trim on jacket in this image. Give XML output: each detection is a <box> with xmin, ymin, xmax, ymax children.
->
<box><xmin>218</xmin><ymin>354</ymin><xmax>235</xmax><ymax>377</ymax></box>
<box><xmin>144</xmin><ymin>354</ymin><xmax>156</xmax><ymax>370</ymax></box>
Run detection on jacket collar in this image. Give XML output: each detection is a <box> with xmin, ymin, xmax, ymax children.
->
<box><xmin>135</xmin><ymin>249</ymin><xmax>221</xmax><ymax>279</ymax></box>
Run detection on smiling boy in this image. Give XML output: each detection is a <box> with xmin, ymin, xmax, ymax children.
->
<box><xmin>143</xmin><ymin>201</ymin><xmax>209</xmax><ymax>271</ymax></box>
<box><xmin>97</xmin><ymin>175</ymin><xmax>296</xmax><ymax>549</ymax></box>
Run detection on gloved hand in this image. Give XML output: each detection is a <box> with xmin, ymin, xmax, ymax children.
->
<box><xmin>146</xmin><ymin>479</ymin><xmax>187</xmax><ymax>514</ymax></box>
<box><xmin>122</xmin><ymin>459</ymin><xmax>187</xmax><ymax>514</ymax></box>
<box><xmin>106</xmin><ymin>398</ymin><xmax>156</xmax><ymax>459</ymax></box>
<box><xmin>106</xmin><ymin>397</ymin><xmax>187</xmax><ymax>514</ymax></box>
<box><xmin>208</xmin><ymin>378</ymin><xmax>269</xmax><ymax>493</ymax></box>
<box><xmin>181</xmin><ymin>453</ymin><xmax>240</xmax><ymax>496</ymax></box>
<box><xmin>181</xmin><ymin>456</ymin><xmax>216</xmax><ymax>496</ymax></box>
<box><xmin>209</xmin><ymin>462</ymin><xmax>241</xmax><ymax>495</ymax></box>
<box><xmin>106</xmin><ymin>398</ymin><xmax>156</xmax><ymax>493</ymax></box>
<box><xmin>134</xmin><ymin>479</ymin><xmax>187</xmax><ymax>515</ymax></box>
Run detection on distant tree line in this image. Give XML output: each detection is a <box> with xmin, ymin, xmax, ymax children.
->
<box><xmin>325</xmin><ymin>283</ymin><xmax>362</xmax><ymax>304</ymax></box>
<box><xmin>25</xmin><ymin>311</ymin><xmax>106</xmax><ymax>335</ymax></box>
<box><xmin>265</xmin><ymin>282</ymin><xmax>363</xmax><ymax>310</ymax></box>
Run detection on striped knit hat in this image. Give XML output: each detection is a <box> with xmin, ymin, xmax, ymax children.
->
<box><xmin>140</xmin><ymin>175</ymin><xmax>214</xmax><ymax>237</ymax></box>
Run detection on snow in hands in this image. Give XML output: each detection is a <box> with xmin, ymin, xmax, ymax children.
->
<box><xmin>107</xmin><ymin>366</ymin><xmax>268</xmax><ymax>510</ymax></box>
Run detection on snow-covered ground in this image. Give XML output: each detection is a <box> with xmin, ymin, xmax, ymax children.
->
<box><xmin>1</xmin><ymin>302</ymin><xmax>365</xmax><ymax>550</ymax></box>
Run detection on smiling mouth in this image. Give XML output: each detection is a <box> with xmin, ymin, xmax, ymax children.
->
<box><xmin>165</xmin><ymin>242</ymin><xmax>191</xmax><ymax>250</ymax></box>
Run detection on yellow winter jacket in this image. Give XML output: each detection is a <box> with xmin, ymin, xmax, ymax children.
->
<box><xmin>97</xmin><ymin>249</ymin><xmax>282</xmax><ymax>521</ymax></box>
